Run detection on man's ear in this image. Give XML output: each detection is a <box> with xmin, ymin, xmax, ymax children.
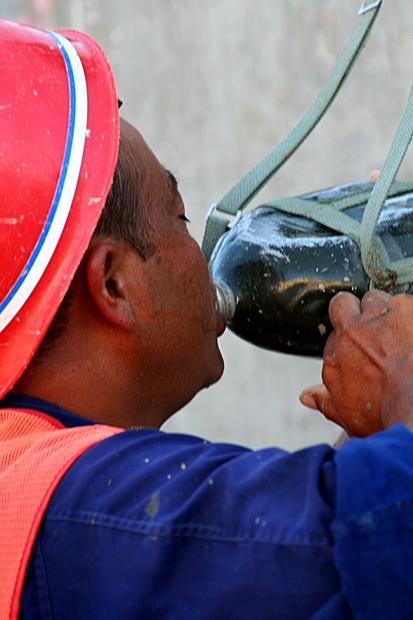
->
<box><xmin>85</xmin><ymin>241</ymin><xmax>137</xmax><ymax>332</ymax></box>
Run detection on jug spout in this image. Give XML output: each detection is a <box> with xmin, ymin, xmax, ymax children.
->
<box><xmin>214</xmin><ymin>280</ymin><xmax>236</xmax><ymax>322</ymax></box>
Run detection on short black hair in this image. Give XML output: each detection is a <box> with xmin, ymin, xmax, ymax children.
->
<box><xmin>93</xmin><ymin>128</ymin><xmax>157</xmax><ymax>261</ymax></box>
<box><xmin>32</xmin><ymin>125</ymin><xmax>157</xmax><ymax>361</ymax></box>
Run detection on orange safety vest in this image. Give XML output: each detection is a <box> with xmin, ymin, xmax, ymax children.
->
<box><xmin>0</xmin><ymin>407</ymin><xmax>123</xmax><ymax>620</ymax></box>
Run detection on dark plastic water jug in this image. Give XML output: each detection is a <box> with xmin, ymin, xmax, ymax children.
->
<box><xmin>210</xmin><ymin>182</ymin><xmax>413</xmax><ymax>356</ymax></box>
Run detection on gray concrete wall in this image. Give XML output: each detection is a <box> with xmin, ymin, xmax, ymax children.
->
<box><xmin>3</xmin><ymin>0</ymin><xmax>413</xmax><ymax>449</ymax></box>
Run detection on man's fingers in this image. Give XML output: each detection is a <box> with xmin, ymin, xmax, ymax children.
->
<box><xmin>360</xmin><ymin>290</ymin><xmax>392</xmax><ymax>314</ymax></box>
<box><xmin>328</xmin><ymin>291</ymin><xmax>392</xmax><ymax>334</ymax></box>
<box><xmin>329</xmin><ymin>292</ymin><xmax>361</xmax><ymax>331</ymax></box>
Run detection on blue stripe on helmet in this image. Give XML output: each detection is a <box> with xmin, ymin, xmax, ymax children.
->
<box><xmin>0</xmin><ymin>32</ymin><xmax>79</xmax><ymax>317</ymax></box>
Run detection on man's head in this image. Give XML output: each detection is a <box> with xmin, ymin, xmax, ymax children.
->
<box><xmin>1</xmin><ymin>20</ymin><xmax>224</xmax><ymax>427</ymax></box>
<box><xmin>15</xmin><ymin>119</ymin><xmax>225</xmax><ymax>428</ymax></box>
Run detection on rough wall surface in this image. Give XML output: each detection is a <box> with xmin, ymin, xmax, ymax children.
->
<box><xmin>3</xmin><ymin>0</ymin><xmax>413</xmax><ymax>449</ymax></box>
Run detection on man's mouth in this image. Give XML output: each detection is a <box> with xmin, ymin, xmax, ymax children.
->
<box><xmin>216</xmin><ymin>310</ymin><xmax>226</xmax><ymax>337</ymax></box>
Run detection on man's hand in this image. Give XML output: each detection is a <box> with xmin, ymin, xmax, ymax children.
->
<box><xmin>300</xmin><ymin>291</ymin><xmax>413</xmax><ymax>437</ymax></box>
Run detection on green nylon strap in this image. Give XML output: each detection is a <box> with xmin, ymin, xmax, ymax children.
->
<box><xmin>202</xmin><ymin>0</ymin><xmax>382</xmax><ymax>261</ymax></box>
<box><xmin>263</xmin><ymin>76</ymin><xmax>413</xmax><ymax>291</ymax></box>
<box><xmin>262</xmin><ymin>180</ymin><xmax>413</xmax><ymax>288</ymax></box>
<box><xmin>360</xmin><ymin>80</ymin><xmax>413</xmax><ymax>288</ymax></box>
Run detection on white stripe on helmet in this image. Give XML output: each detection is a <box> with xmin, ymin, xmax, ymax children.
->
<box><xmin>0</xmin><ymin>30</ymin><xmax>88</xmax><ymax>333</ymax></box>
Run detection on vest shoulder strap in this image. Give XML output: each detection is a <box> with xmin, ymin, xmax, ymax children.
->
<box><xmin>0</xmin><ymin>407</ymin><xmax>123</xmax><ymax>620</ymax></box>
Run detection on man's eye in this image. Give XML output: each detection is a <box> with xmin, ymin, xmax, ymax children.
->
<box><xmin>179</xmin><ymin>215</ymin><xmax>190</xmax><ymax>223</ymax></box>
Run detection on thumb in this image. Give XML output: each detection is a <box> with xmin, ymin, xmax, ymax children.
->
<box><xmin>299</xmin><ymin>386</ymin><xmax>320</xmax><ymax>410</ymax></box>
<box><xmin>300</xmin><ymin>385</ymin><xmax>341</xmax><ymax>426</ymax></box>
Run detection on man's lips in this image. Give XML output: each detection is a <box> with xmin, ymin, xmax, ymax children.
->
<box><xmin>216</xmin><ymin>310</ymin><xmax>226</xmax><ymax>337</ymax></box>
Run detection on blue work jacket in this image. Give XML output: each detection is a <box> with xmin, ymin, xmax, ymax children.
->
<box><xmin>4</xmin><ymin>393</ymin><xmax>413</xmax><ymax>619</ymax></box>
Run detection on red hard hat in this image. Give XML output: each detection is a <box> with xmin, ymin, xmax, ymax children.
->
<box><xmin>0</xmin><ymin>19</ymin><xmax>119</xmax><ymax>397</ymax></box>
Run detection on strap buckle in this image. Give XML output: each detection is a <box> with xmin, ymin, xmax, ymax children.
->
<box><xmin>202</xmin><ymin>203</ymin><xmax>243</xmax><ymax>261</ymax></box>
<box><xmin>205</xmin><ymin>202</ymin><xmax>219</xmax><ymax>220</ymax></box>
<box><xmin>205</xmin><ymin>203</ymin><xmax>243</xmax><ymax>229</ymax></box>
<box><xmin>358</xmin><ymin>0</ymin><xmax>381</xmax><ymax>16</ymax></box>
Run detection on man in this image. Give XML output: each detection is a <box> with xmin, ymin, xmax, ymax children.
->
<box><xmin>13</xmin><ymin>117</ymin><xmax>225</xmax><ymax>431</ymax></box>
<box><xmin>3</xmin><ymin>18</ymin><xmax>413</xmax><ymax>620</ymax></box>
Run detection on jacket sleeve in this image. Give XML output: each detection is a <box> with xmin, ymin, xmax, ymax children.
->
<box><xmin>332</xmin><ymin>423</ymin><xmax>413</xmax><ymax>620</ymax></box>
<box><xmin>21</xmin><ymin>428</ymin><xmax>349</xmax><ymax>619</ymax></box>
